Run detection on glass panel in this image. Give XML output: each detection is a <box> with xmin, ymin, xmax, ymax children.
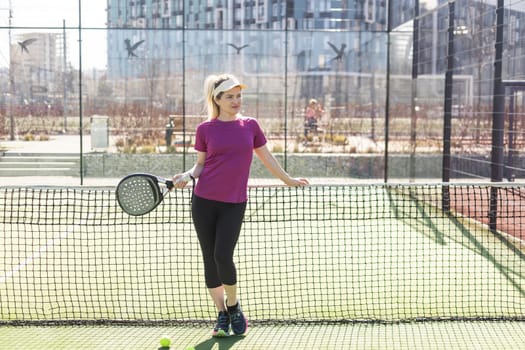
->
<box><xmin>286</xmin><ymin>30</ymin><xmax>387</xmax><ymax>169</ymax></box>
<box><xmin>4</xmin><ymin>0</ymin><xmax>524</xmax><ymax>181</ymax></box>
<box><xmin>1</xmin><ymin>28</ymin><xmax>79</xmax><ymax>136</ymax></box>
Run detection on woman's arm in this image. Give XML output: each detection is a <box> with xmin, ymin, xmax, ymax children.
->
<box><xmin>254</xmin><ymin>145</ymin><xmax>309</xmax><ymax>186</ymax></box>
<box><xmin>172</xmin><ymin>151</ymin><xmax>206</xmax><ymax>188</ymax></box>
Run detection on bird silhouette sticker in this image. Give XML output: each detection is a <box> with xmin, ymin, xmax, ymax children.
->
<box><xmin>327</xmin><ymin>41</ymin><xmax>347</xmax><ymax>62</ymax></box>
<box><xmin>125</xmin><ymin>39</ymin><xmax>145</xmax><ymax>58</ymax></box>
<box><xmin>227</xmin><ymin>43</ymin><xmax>249</xmax><ymax>54</ymax></box>
<box><xmin>18</xmin><ymin>38</ymin><xmax>37</xmax><ymax>54</ymax></box>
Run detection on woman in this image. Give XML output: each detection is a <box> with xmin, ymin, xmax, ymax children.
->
<box><xmin>173</xmin><ymin>73</ymin><xmax>308</xmax><ymax>337</ymax></box>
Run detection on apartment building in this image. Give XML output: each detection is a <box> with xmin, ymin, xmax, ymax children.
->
<box><xmin>107</xmin><ymin>0</ymin><xmax>386</xmax><ymax>31</ymax></box>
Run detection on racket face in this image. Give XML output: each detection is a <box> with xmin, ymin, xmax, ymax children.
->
<box><xmin>116</xmin><ymin>174</ymin><xmax>163</xmax><ymax>216</ymax></box>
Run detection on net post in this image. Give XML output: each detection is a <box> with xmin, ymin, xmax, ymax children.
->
<box><xmin>489</xmin><ymin>186</ymin><xmax>498</xmax><ymax>232</ymax></box>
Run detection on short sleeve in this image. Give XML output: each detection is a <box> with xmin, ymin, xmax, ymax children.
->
<box><xmin>252</xmin><ymin>119</ymin><xmax>267</xmax><ymax>149</ymax></box>
<box><xmin>194</xmin><ymin>123</ymin><xmax>207</xmax><ymax>152</ymax></box>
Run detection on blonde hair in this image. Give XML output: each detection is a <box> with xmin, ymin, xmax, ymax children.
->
<box><xmin>203</xmin><ymin>73</ymin><xmax>240</xmax><ymax>120</ymax></box>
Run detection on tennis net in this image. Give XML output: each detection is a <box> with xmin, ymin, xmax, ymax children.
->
<box><xmin>0</xmin><ymin>183</ymin><xmax>524</xmax><ymax>325</ymax></box>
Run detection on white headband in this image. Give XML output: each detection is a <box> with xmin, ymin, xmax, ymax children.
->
<box><xmin>213</xmin><ymin>77</ymin><xmax>247</xmax><ymax>98</ymax></box>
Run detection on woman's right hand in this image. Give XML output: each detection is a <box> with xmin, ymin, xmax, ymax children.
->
<box><xmin>172</xmin><ymin>173</ymin><xmax>191</xmax><ymax>189</ymax></box>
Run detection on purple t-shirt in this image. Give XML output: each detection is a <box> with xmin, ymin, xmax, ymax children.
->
<box><xmin>193</xmin><ymin>116</ymin><xmax>267</xmax><ymax>203</ymax></box>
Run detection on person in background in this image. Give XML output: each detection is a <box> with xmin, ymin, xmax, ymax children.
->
<box><xmin>304</xmin><ymin>98</ymin><xmax>322</xmax><ymax>137</ymax></box>
<box><xmin>173</xmin><ymin>73</ymin><xmax>309</xmax><ymax>337</ymax></box>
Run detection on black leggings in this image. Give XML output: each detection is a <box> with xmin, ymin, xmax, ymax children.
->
<box><xmin>191</xmin><ymin>195</ymin><xmax>247</xmax><ymax>289</ymax></box>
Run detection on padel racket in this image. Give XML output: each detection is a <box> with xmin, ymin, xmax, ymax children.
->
<box><xmin>116</xmin><ymin>173</ymin><xmax>191</xmax><ymax>216</ymax></box>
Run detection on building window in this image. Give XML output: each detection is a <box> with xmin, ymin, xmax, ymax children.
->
<box><xmin>174</xmin><ymin>0</ymin><xmax>183</xmax><ymax>12</ymax></box>
<box><xmin>235</xmin><ymin>7</ymin><xmax>242</xmax><ymax>22</ymax></box>
<box><xmin>256</xmin><ymin>0</ymin><xmax>268</xmax><ymax>23</ymax></box>
<box><xmin>175</xmin><ymin>14</ymin><xmax>183</xmax><ymax>27</ymax></box>
<box><xmin>215</xmin><ymin>8</ymin><xmax>224</xmax><ymax>29</ymax></box>
<box><xmin>140</xmin><ymin>1</ymin><xmax>146</xmax><ymax>17</ymax></box>
<box><xmin>306</xmin><ymin>0</ymin><xmax>314</xmax><ymax>12</ymax></box>
<box><xmin>152</xmin><ymin>17</ymin><xmax>160</xmax><ymax>27</ymax></box>
<box><xmin>319</xmin><ymin>0</ymin><xmax>329</xmax><ymax>12</ymax></box>
<box><xmin>162</xmin><ymin>0</ymin><xmax>171</xmax><ymax>17</ymax></box>
<box><xmin>364</xmin><ymin>0</ymin><xmax>376</xmax><ymax>23</ymax></box>
<box><xmin>152</xmin><ymin>0</ymin><xmax>159</xmax><ymax>14</ymax></box>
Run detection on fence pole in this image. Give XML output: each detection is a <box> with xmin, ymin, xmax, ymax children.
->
<box><xmin>78</xmin><ymin>0</ymin><xmax>84</xmax><ymax>185</ymax></box>
<box><xmin>283</xmin><ymin>24</ymin><xmax>289</xmax><ymax>170</ymax></box>
<box><xmin>182</xmin><ymin>2</ymin><xmax>186</xmax><ymax>171</ymax></box>
<box><xmin>409</xmin><ymin>0</ymin><xmax>420</xmax><ymax>181</ymax></box>
<box><xmin>489</xmin><ymin>0</ymin><xmax>505</xmax><ymax>230</ymax></box>
<box><xmin>442</xmin><ymin>0</ymin><xmax>455</xmax><ymax>212</ymax></box>
<box><xmin>383</xmin><ymin>0</ymin><xmax>393</xmax><ymax>183</ymax></box>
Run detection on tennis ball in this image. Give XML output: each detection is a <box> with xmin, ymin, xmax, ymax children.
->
<box><xmin>160</xmin><ymin>337</ymin><xmax>171</xmax><ymax>348</ymax></box>
<box><xmin>184</xmin><ymin>347</ymin><xmax>195</xmax><ymax>350</ymax></box>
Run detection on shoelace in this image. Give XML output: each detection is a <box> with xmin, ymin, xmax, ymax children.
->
<box><xmin>217</xmin><ymin>313</ymin><xmax>229</xmax><ymax>327</ymax></box>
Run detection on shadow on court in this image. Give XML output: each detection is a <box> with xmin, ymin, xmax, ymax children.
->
<box><xmin>387</xmin><ymin>185</ymin><xmax>525</xmax><ymax>298</ymax></box>
<box><xmin>193</xmin><ymin>336</ymin><xmax>245</xmax><ymax>350</ymax></box>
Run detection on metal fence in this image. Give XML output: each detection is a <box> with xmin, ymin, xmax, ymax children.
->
<box><xmin>1</xmin><ymin>0</ymin><xmax>524</xmax><ymax>181</ymax></box>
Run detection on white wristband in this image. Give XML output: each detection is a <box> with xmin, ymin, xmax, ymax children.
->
<box><xmin>181</xmin><ymin>172</ymin><xmax>194</xmax><ymax>182</ymax></box>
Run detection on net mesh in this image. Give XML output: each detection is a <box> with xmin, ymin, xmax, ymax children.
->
<box><xmin>0</xmin><ymin>183</ymin><xmax>524</xmax><ymax>325</ymax></box>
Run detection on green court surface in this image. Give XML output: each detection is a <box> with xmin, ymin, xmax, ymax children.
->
<box><xmin>1</xmin><ymin>322</ymin><xmax>525</xmax><ymax>349</ymax></box>
<box><xmin>1</xmin><ymin>184</ymin><xmax>524</xmax><ymax>349</ymax></box>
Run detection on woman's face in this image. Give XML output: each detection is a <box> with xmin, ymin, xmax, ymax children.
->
<box><xmin>216</xmin><ymin>86</ymin><xmax>242</xmax><ymax>116</ymax></box>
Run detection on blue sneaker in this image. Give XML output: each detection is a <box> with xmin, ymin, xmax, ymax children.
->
<box><xmin>212</xmin><ymin>311</ymin><xmax>230</xmax><ymax>337</ymax></box>
<box><xmin>228</xmin><ymin>303</ymin><xmax>248</xmax><ymax>336</ymax></box>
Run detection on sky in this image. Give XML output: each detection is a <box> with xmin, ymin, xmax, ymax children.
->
<box><xmin>0</xmin><ymin>0</ymin><xmax>107</xmax><ymax>69</ymax></box>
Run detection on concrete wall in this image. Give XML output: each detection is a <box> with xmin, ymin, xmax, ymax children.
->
<box><xmin>83</xmin><ymin>153</ymin><xmax>478</xmax><ymax>179</ymax></box>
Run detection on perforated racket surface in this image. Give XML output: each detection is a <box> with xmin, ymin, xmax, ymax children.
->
<box><xmin>116</xmin><ymin>173</ymin><xmax>174</xmax><ymax>216</ymax></box>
